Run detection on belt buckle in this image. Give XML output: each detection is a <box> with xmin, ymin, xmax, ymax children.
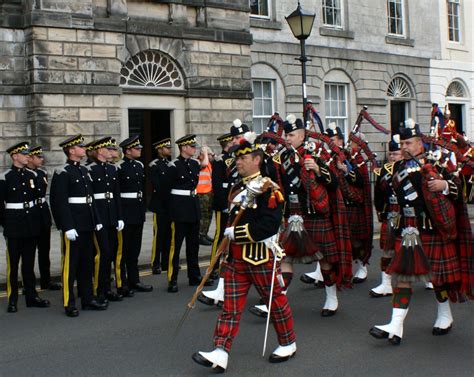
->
<box><xmin>137</xmin><ymin>191</ymin><xmax>143</xmax><ymax>199</ymax></box>
<box><xmin>389</xmin><ymin>196</ymin><xmax>398</xmax><ymax>204</ymax></box>
<box><xmin>403</xmin><ymin>207</ymin><xmax>416</xmax><ymax>217</ymax></box>
<box><xmin>24</xmin><ymin>201</ymin><xmax>30</xmax><ymax>209</ymax></box>
<box><xmin>289</xmin><ymin>194</ymin><xmax>299</xmax><ymax>204</ymax></box>
<box><xmin>105</xmin><ymin>192</ymin><xmax>111</xmax><ymax>199</ymax></box>
<box><xmin>191</xmin><ymin>190</ymin><xmax>196</xmax><ymax>197</ymax></box>
<box><xmin>36</xmin><ymin>198</ymin><xmax>42</xmax><ymax>206</ymax></box>
<box><xmin>86</xmin><ymin>195</ymin><xmax>93</xmax><ymax>204</ymax></box>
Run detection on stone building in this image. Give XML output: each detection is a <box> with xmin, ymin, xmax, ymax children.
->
<box><xmin>0</xmin><ymin>0</ymin><xmax>471</xmax><ymax>174</ymax></box>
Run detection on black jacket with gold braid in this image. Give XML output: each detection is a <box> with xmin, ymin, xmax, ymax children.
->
<box><xmin>227</xmin><ymin>173</ymin><xmax>284</xmax><ymax>266</ymax></box>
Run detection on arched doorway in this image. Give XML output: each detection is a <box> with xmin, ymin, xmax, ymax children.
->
<box><xmin>387</xmin><ymin>76</ymin><xmax>414</xmax><ymax>134</ymax></box>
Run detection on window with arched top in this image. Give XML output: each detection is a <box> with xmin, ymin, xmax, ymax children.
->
<box><xmin>120</xmin><ymin>50</ymin><xmax>184</xmax><ymax>90</ymax></box>
<box><xmin>386</xmin><ymin>77</ymin><xmax>413</xmax><ymax>98</ymax></box>
<box><xmin>446</xmin><ymin>81</ymin><xmax>466</xmax><ymax>98</ymax></box>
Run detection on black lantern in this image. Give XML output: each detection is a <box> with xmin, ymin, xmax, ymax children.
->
<box><xmin>286</xmin><ymin>2</ymin><xmax>316</xmax><ymax>122</ymax></box>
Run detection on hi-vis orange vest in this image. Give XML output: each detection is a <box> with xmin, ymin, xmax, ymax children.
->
<box><xmin>197</xmin><ymin>164</ymin><xmax>212</xmax><ymax>194</ymax></box>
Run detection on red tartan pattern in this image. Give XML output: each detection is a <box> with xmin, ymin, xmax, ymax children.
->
<box><xmin>388</xmin><ymin>233</ymin><xmax>460</xmax><ymax>285</ymax></box>
<box><xmin>282</xmin><ymin>211</ymin><xmax>336</xmax><ymax>263</ymax></box>
<box><xmin>349</xmin><ymin>154</ymin><xmax>374</xmax><ymax>262</ymax></box>
<box><xmin>328</xmin><ymin>188</ymin><xmax>353</xmax><ymax>287</ymax></box>
<box><xmin>379</xmin><ymin>221</ymin><xmax>388</xmax><ymax>250</ymax></box>
<box><xmin>213</xmin><ymin>247</ymin><xmax>296</xmax><ymax>353</ymax></box>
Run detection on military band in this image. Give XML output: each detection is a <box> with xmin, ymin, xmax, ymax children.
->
<box><xmin>0</xmin><ymin>105</ymin><xmax>472</xmax><ymax>374</ymax></box>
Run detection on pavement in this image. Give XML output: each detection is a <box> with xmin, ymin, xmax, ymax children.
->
<box><xmin>0</xmin><ymin>257</ymin><xmax>472</xmax><ymax>377</ymax></box>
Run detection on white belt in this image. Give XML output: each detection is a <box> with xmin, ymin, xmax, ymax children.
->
<box><xmin>5</xmin><ymin>201</ymin><xmax>35</xmax><ymax>209</ymax></box>
<box><xmin>68</xmin><ymin>196</ymin><xmax>93</xmax><ymax>204</ymax></box>
<box><xmin>120</xmin><ymin>192</ymin><xmax>142</xmax><ymax>199</ymax></box>
<box><xmin>94</xmin><ymin>192</ymin><xmax>114</xmax><ymax>200</ymax></box>
<box><xmin>36</xmin><ymin>197</ymin><xmax>46</xmax><ymax>204</ymax></box>
<box><xmin>171</xmin><ymin>189</ymin><xmax>197</xmax><ymax>197</ymax></box>
<box><xmin>222</xmin><ymin>183</ymin><xmax>229</xmax><ymax>188</ymax></box>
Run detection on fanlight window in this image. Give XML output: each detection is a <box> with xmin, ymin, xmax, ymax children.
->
<box><xmin>387</xmin><ymin>77</ymin><xmax>412</xmax><ymax>98</ymax></box>
<box><xmin>120</xmin><ymin>50</ymin><xmax>184</xmax><ymax>89</ymax></box>
<box><xmin>446</xmin><ymin>81</ymin><xmax>465</xmax><ymax>98</ymax></box>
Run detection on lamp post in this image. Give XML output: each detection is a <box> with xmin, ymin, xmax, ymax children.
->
<box><xmin>285</xmin><ymin>1</ymin><xmax>315</xmax><ymax>123</ymax></box>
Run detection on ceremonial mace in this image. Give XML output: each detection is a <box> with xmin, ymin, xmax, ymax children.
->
<box><xmin>174</xmin><ymin>176</ymin><xmax>276</xmax><ymax>338</ymax></box>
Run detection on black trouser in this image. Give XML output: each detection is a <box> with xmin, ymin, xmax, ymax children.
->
<box><xmin>120</xmin><ymin>223</ymin><xmax>144</xmax><ymax>288</ymax></box>
<box><xmin>94</xmin><ymin>226</ymin><xmax>119</xmax><ymax>297</ymax></box>
<box><xmin>168</xmin><ymin>221</ymin><xmax>200</xmax><ymax>284</ymax></box>
<box><xmin>211</xmin><ymin>210</ymin><xmax>229</xmax><ymax>273</ymax></box>
<box><xmin>5</xmin><ymin>237</ymin><xmax>38</xmax><ymax>304</ymax></box>
<box><xmin>151</xmin><ymin>213</ymin><xmax>171</xmax><ymax>271</ymax></box>
<box><xmin>61</xmin><ymin>231</ymin><xmax>94</xmax><ymax>308</ymax></box>
<box><xmin>37</xmin><ymin>224</ymin><xmax>52</xmax><ymax>288</ymax></box>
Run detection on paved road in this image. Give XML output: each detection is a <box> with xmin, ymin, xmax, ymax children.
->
<box><xmin>0</xmin><ymin>255</ymin><xmax>472</xmax><ymax>377</ymax></box>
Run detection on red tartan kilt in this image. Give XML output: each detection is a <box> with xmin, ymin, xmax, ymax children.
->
<box><xmin>379</xmin><ymin>222</ymin><xmax>387</xmax><ymax>250</ymax></box>
<box><xmin>388</xmin><ymin>232</ymin><xmax>461</xmax><ymax>285</ymax></box>
<box><xmin>305</xmin><ymin>216</ymin><xmax>337</xmax><ymax>257</ymax></box>
<box><xmin>347</xmin><ymin>205</ymin><xmax>370</xmax><ymax>240</ymax></box>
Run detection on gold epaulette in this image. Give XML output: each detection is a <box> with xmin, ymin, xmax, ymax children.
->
<box><xmin>373</xmin><ymin>167</ymin><xmax>381</xmax><ymax>176</ymax></box>
<box><xmin>224</xmin><ymin>157</ymin><xmax>234</xmax><ymax>167</ymax></box>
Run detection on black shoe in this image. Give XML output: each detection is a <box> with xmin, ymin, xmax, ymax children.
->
<box><xmin>249</xmin><ymin>306</ymin><xmax>268</xmax><ymax>319</ymax></box>
<box><xmin>432</xmin><ymin>325</ymin><xmax>452</xmax><ymax>336</ymax></box>
<box><xmin>26</xmin><ymin>296</ymin><xmax>50</xmax><ymax>308</ymax></box>
<box><xmin>106</xmin><ymin>291</ymin><xmax>123</xmax><ymax>302</ymax></box>
<box><xmin>321</xmin><ymin>309</ymin><xmax>337</xmax><ymax>317</ymax></box>
<box><xmin>82</xmin><ymin>299</ymin><xmax>107</xmax><ymax>311</ymax></box>
<box><xmin>118</xmin><ymin>287</ymin><xmax>135</xmax><ymax>297</ymax></box>
<box><xmin>7</xmin><ymin>302</ymin><xmax>17</xmax><ymax>313</ymax></box>
<box><xmin>65</xmin><ymin>306</ymin><xmax>79</xmax><ymax>317</ymax></box>
<box><xmin>41</xmin><ymin>282</ymin><xmax>62</xmax><ymax>291</ymax></box>
<box><xmin>300</xmin><ymin>274</ymin><xmax>316</xmax><ymax>284</ymax></box>
<box><xmin>132</xmin><ymin>282</ymin><xmax>153</xmax><ymax>292</ymax></box>
<box><xmin>168</xmin><ymin>282</ymin><xmax>178</xmax><ymax>293</ymax></box>
<box><xmin>197</xmin><ymin>293</ymin><xmax>222</xmax><ymax>306</ymax></box>
<box><xmin>204</xmin><ymin>235</ymin><xmax>214</xmax><ymax>243</ymax></box>
<box><xmin>352</xmin><ymin>277</ymin><xmax>367</xmax><ymax>284</ymax></box>
<box><xmin>189</xmin><ymin>277</ymin><xmax>214</xmax><ymax>287</ymax></box>
<box><xmin>98</xmin><ymin>296</ymin><xmax>109</xmax><ymax>307</ymax></box>
<box><xmin>199</xmin><ymin>235</ymin><xmax>212</xmax><ymax>246</ymax></box>
<box><xmin>192</xmin><ymin>352</ymin><xmax>226</xmax><ymax>373</ymax></box>
<box><xmin>268</xmin><ymin>351</ymin><xmax>296</xmax><ymax>363</ymax></box>
<box><xmin>369</xmin><ymin>327</ymin><xmax>402</xmax><ymax>345</ymax></box>
<box><xmin>152</xmin><ymin>267</ymin><xmax>162</xmax><ymax>275</ymax></box>
<box><xmin>314</xmin><ymin>281</ymin><xmax>325</xmax><ymax>289</ymax></box>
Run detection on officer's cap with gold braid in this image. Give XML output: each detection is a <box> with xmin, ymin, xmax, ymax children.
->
<box><xmin>90</xmin><ymin>137</ymin><xmax>115</xmax><ymax>151</ymax></box>
<box><xmin>283</xmin><ymin>114</ymin><xmax>305</xmax><ymax>134</ymax></box>
<box><xmin>29</xmin><ymin>145</ymin><xmax>44</xmax><ymax>157</ymax></box>
<box><xmin>110</xmin><ymin>138</ymin><xmax>119</xmax><ymax>150</ymax></box>
<box><xmin>217</xmin><ymin>133</ymin><xmax>233</xmax><ymax>143</ymax></box>
<box><xmin>119</xmin><ymin>135</ymin><xmax>143</xmax><ymax>150</ymax></box>
<box><xmin>233</xmin><ymin>132</ymin><xmax>262</xmax><ymax>157</ymax></box>
<box><xmin>230</xmin><ymin>119</ymin><xmax>250</xmax><ymax>137</ymax></box>
<box><xmin>59</xmin><ymin>134</ymin><xmax>85</xmax><ymax>149</ymax></box>
<box><xmin>175</xmin><ymin>134</ymin><xmax>197</xmax><ymax>147</ymax></box>
<box><xmin>399</xmin><ymin>119</ymin><xmax>422</xmax><ymax>140</ymax></box>
<box><xmin>7</xmin><ymin>141</ymin><xmax>30</xmax><ymax>155</ymax></box>
<box><xmin>153</xmin><ymin>138</ymin><xmax>172</xmax><ymax>149</ymax></box>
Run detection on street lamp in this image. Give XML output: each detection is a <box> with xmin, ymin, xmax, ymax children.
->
<box><xmin>285</xmin><ymin>1</ymin><xmax>315</xmax><ymax>123</ymax></box>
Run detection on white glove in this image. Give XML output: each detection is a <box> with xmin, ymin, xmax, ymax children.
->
<box><xmin>65</xmin><ymin>229</ymin><xmax>78</xmax><ymax>241</ymax></box>
<box><xmin>117</xmin><ymin>220</ymin><xmax>124</xmax><ymax>231</ymax></box>
<box><xmin>224</xmin><ymin>227</ymin><xmax>235</xmax><ymax>240</ymax></box>
<box><xmin>95</xmin><ymin>224</ymin><xmax>103</xmax><ymax>231</ymax></box>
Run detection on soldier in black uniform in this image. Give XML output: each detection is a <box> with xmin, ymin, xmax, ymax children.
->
<box><xmin>50</xmin><ymin>135</ymin><xmax>107</xmax><ymax>317</ymax></box>
<box><xmin>116</xmin><ymin>136</ymin><xmax>153</xmax><ymax>294</ymax></box>
<box><xmin>167</xmin><ymin>134</ymin><xmax>213</xmax><ymax>293</ymax></box>
<box><xmin>87</xmin><ymin>137</ymin><xmax>124</xmax><ymax>303</ymax></box>
<box><xmin>27</xmin><ymin>146</ymin><xmax>61</xmax><ymax>291</ymax></box>
<box><xmin>0</xmin><ymin>142</ymin><xmax>50</xmax><ymax>313</ymax></box>
<box><xmin>149</xmin><ymin>138</ymin><xmax>173</xmax><ymax>275</ymax></box>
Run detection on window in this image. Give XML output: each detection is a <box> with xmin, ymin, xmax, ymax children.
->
<box><xmin>252</xmin><ymin>80</ymin><xmax>274</xmax><ymax>134</ymax></box>
<box><xmin>322</xmin><ymin>0</ymin><xmax>342</xmax><ymax>28</ymax></box>
<box><xmin>250</xmin><ymin>0</ymin><xmax>269</xmax><ymax>18</ymax></box>
<box><xmin>325</xmin><ymin>83</ymin><xmax>348</xmax><ymax>136</ymax></box>
<box><xmin>447</xmin><ymin>0</ymin><xmax>461</xmax><ymax>42</ymax></box>
<box><xmin>387</xmin><ymin>0</ymin><xmax>405</xmax><ymax>36</ymax></box>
